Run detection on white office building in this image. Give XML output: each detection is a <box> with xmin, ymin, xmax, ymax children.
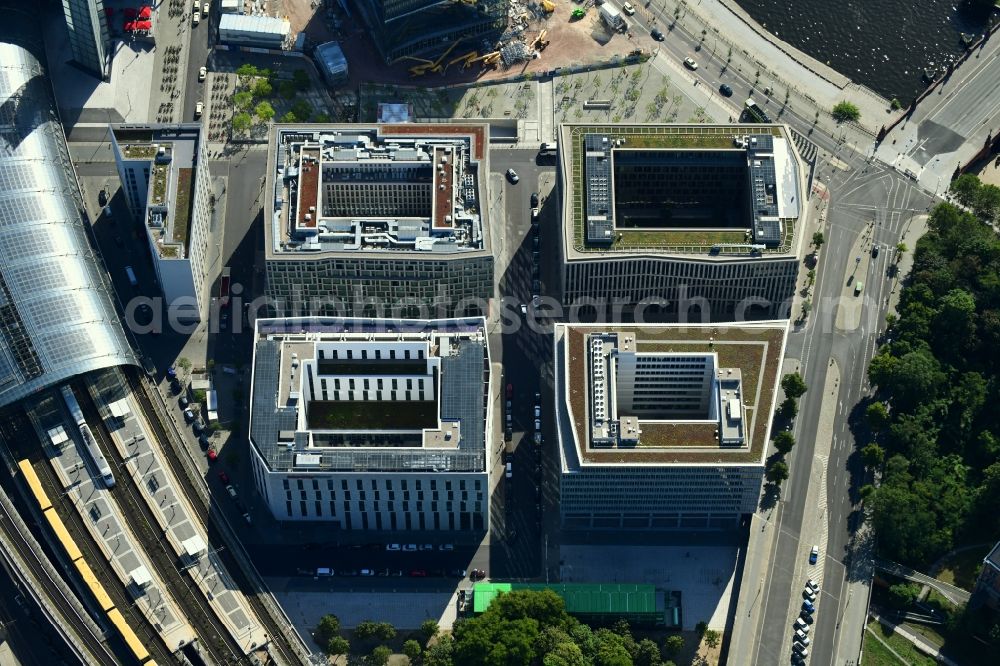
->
<box><xmin>557</xmin><ymin>124</ymin><xmax>808</xmax><ymax>319</ymax></box>
<box><xmin>554</xmin><ymin>322</ymin><xmax>788</xmax><ymax>530</ymax></box>
<box><xmin>248</xmin><ymin>317</ymin><xmax>493</xmax><ymax>533</ymax></box>
<box><xmin>264</xmin><ymin>124</ymin><xmax>494</xmax><ymax>318</ymax></box>
<box><xmin>110</xmin><ymin>125</ymin><xmax>214</xmax><ymax>322</ymax></box>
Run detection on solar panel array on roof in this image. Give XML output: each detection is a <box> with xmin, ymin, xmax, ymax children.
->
<box><xmin>250</xmin><ymin>319</ymin><xmax>489</xmax><ymax>474</ymax></box>
<box><xmin>583</xmin><ymin>135</ymin><xmax>614</xmax><ymax>244</ymax></box>
<box><xmin>440</xmin><ymin>339</ymin><xmax>484</xmax><ymax>454</ymax></box>
<box><xmin>746</xmin><ymin>134</ymin><xmax>782</xmax><ymax>247</ymax></box>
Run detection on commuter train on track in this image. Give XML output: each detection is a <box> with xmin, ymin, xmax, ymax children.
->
<box><xmin>60</xmin><ymin>385</ymin><xmax>115</xmax><ymax>488</ymax></box>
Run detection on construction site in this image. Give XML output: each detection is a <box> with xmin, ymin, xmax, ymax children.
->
<box><xmin>284</xmin><ymin>0</ymin><xmax>650</xmax><ymax>90</ymax></box>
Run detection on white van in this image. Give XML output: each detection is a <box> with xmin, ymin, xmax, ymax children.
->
<box><xmin>505</xmin><ymin>462</ymin><xmax>512</xmax><ymax>479</ymax></box>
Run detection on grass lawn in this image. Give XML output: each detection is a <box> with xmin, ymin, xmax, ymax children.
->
<box><xmin>173</xmin><ymin>167</ymin><xmax>193</xmax><ymax>244</ymax></box>
<box><xmin>901</xmin><ymin>621</ymin><xmax>946</xmax><ymax>649</ymax></box>
<box><xmin>935</xmin><ymin>545</ymin><xmax>989</xmax><ymax>591</ymax></box>
<box><xmin>863</xmin><ymin>627</ymin><xmax>909</xmax><ymax>666</ymax></box>
<box><xmin>865</xmin><ymin>620</ymin><xmax>936</xmax><ymax>666</ymax></box>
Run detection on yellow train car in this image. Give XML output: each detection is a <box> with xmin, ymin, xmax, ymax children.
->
<box><xmin>72</xmin><ymin>558</ymin><xmax>115</xmax><ymax>613</ymax></box>
<box><xmin>42</xmin><ymin>508</ymin><xmax>83</xmax><ymax>563</ymax></box>
<box><xmin>107</xmin><ymin>608</ymin><xmax>150</xmax><ymax>663</ymax></box>
<box><xmin>18</xmin><ymin>459</ymin><xmax>52</xmax><ymax>512</ymax></box>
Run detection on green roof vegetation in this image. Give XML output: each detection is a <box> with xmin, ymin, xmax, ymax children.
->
<box><xmin>307</xmin><ymin>400</ymin><xmax>438</xmax><ymax>430</ymax></box>
<box><xmin>123</xmin><ymin>144</ymin><xmax>157</xmax><ymax>159</ymax></box>
<box><xmin>172</xmin><ymin>167</ymin><xmax>193</xmax><ymax>245</ymax></box>
<box><xmin>568</xmin><ymin>124</ymin><xmax>795</xmax><ymax>254</ymax></box>
<box><xmin>565</xmin><ymin>324</ymin><xmax>783</xmax><ymax>464</ymax></box>
<box><xmin>152</xmin><ymin>165</ymin><xmax>168</xmax><ymax>203</ymax></box>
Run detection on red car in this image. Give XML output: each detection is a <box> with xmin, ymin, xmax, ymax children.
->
<box><xmin>410</xmin><ymin>569</ymin><xmax>427</xmax><ymax>577</ymax></box>
<box><xmin>207</xmin><ymin>448</ymin><xmax>218</xmax><ymax>462</ymax></box>
<box><xmin>506</xmin><ymin>383</ymin><xmax>513</xmax><ymax>399</ymax></box>
<box><xmin>217</xmin><ymin>470</ymin><xmax>229</xmax><ymax>484</ymax></box>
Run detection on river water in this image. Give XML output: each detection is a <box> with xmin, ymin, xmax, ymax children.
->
<box><xmin>732</xmin><ymin>0</ymin><xmax>993</xmax><ymax>102</ymax></box>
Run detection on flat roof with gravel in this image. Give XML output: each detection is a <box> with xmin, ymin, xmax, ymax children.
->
<box><xmin>558</xmin><ymin>123</ymin><xmax>804</xmax><ymax>259</ymax></box>
<box><xmin>556</xmin><ymin>322</ymin><xmax>787</xmax><ymax>467</ymax></box>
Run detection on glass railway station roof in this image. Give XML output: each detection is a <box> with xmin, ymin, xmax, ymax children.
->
<box><xmin>0</xmin><ymin>2</ymin><xmax>138</xmax><ymax>408</ymax></box>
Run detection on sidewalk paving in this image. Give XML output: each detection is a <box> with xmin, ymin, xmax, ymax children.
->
<box><xmin>870</xmin><ymin>610</ymin><xmax>960</xmax><ymax>666</ymax></box>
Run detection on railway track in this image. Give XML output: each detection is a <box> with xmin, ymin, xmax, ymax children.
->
<box><xmin>0</xmin><ymin>495</ymin><xmax>116</xmax><ymax>666</ymax></box>
<box><xmin>123</xmin><ymin>367</ymin><xmax>307</xmax><ymax>666</ymax></box>
<box><xmin>0</xmin><ymin>409</ymin><xmax>141</xmax><ymax>666</ymax></box>
<box><xmin>74</xmin><ymin>380</ymin><xmax>246</xmax><ymax>666</ymax></box>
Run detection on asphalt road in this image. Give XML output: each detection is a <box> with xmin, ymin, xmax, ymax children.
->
<box><xmin>488</xmin><ymin>148</ymin><xmax>556</xmax><ymax>581</ymax></box>
<box><xmin>608</xmin><ymin>8</ymin><xmax>938</xmax><ymax>666</ymax></box>
<box><xmin>753</xmin><ymin>163</ymin><xmax>932</xmax><ymax>666</ymax></box>
<box><xmin>182</xmin><ymin>2</ymin><xmax>213</xmax><ymax>122</ymax></box>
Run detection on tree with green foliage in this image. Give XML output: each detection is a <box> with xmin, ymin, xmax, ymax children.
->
<box><xmin>634</xmin><ymin>638</ymin><xmax>662</xmax><ymax>666</ymax></box>
<box><xmin>663</xmin><ymin>634</ymin><xmax>685</xmax><ymax>658</ymax></box>
<box><xmin>354</xmin><ymin>620</ymin><xmax>379</xmax><ymax>640</ymax></box>
<box><xmin>888</xmin><ymin>582</ymin><xmax>921</xmax><ymax>609</ymax></box>
<box><xmin>373</xmin><ymin>622</ymin><xmax>395</xmax><ymax>641</ymax></box>
<box><xmin>291</xmin><ymin>99</ymin><xmax>313</xmax><ymax>122</ymax></box>
<box><xmin>766</xmin><ymin>460</ymin><xmax>790</xmax><ymax>485</ymax></box>
<box><xmin>279</xmin><ymin>80</ymin><xmax>297</xmax><ymax>99</ymax></box>
<box><xmin>861</xmin><ymin>443</ymin><xmax>886</xmax><ymax>468</ymax></box>
<box><xmin>866</xmin><ymin>402</ymin><xmax>890</xmax><ymax>431</ymax></box>
<box><xmin>423</xmin><ymin>634</ymin><xmax>454</xmax><ymax>666</ymax></box>
<box><xmin>779</xmin><ymin>396</ymin><xmax>798</xmax><ymax>420</ymax></box>
<box><xmin>232</xmin><ymin>112</ymin><xmax>252</xmax><ymax>134</ymax></box>
<box><xmin>254</xmin><ymin>101</ymin><xmax>275</xmax><ymax>122</ymax></box>
<box><xmin>233</xmin><ymin>90</ymin><xmax>254</xmax><ymax>110</ymax></box>
<box><xmin>812</xmin><ymin>231</ymin><xmax>825</xmax><ymax>250</ymax></box>
<box><xmin>402</xmin><ymin>639</ymin><xmax>422</xmax><ymax>662</ymax></box>
<box><xmin>313</xmin><ymin>614</ymin><xmax>341</xmax><ymax>648</ymax></box>
<box><xmin>293</xmin><ymin>68</ymin><xmax>311</xmax><ymax>91</ymax></box>
<box><xmin>832</xmin><ymin>101</ymin><xmax>861</xmax><ymax>122</ymax></box>
<box><xmin>279</xmin><ymin>111</ymin><xmax>297</xmax><ymax>123</ymax></box>
<box><xmin>327</xmin><ymin>636</ymin><xmax>349</xmax><ymax>656</ymax></box>
<box><xmin>773</xmin><ymin>431</ymin><xmax>796</xmax><ymax>455</ymax></box>
<box><xmin>782</xmin><ymin>372</ymin><xmax>808</xmax><ymax>400</ymax></box>
<box><xmin>371</xmin><ymin>645</ymin><xmax>392</xmax><ymax>665</ymax></box>
<box><xmin>421</xmin><ymin>618</ymin><xmax>440</xmax><ymax>641</ymax></box>
<box><xmin>543</xmin><ymin>641</ymin><xmax>587</xmax><ymax>666</ymax></box>
<box><xmin>314</xmin><ymin>112</ymin><xmax>331</xmax><ymax>123</ymax></box>
<box><xmin>236</xmin><ymin>63</ymin><xmax>259</xmax><ymax>79</ymax></box>
<box><xmin>704</xmin><ymin>629</ymin><xmax>720</xmax><ymax>649</ymax></box>
<box><xmin>252</xmin><ymin>78</ymin><xmax>273</xmax><ymax>98</ymax></box>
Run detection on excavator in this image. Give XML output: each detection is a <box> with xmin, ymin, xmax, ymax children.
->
<box><xmin>404</xmin><ymin>40</ymin><xmax>463</xmax><ymax>77</ymax></box>
<box><xmin>541</xmin><ymin>0</ymin><xmax>555</xmax><ymax>11</ymax></box>
<box><xmin>463</xmin><ymin>51</ymin><xmax>501</xmax><ymax>70</ymax></box>
<box><xmin>529</xmin><ymin>29</ymin><xmax>550</xmax><ymax>52</ymax></box>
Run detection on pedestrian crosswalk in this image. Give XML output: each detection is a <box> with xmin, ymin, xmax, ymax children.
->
<box><xmin>790</xmin><ymin>128</ymin><xmax>819</xmax><ymax>165</ymax></box>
